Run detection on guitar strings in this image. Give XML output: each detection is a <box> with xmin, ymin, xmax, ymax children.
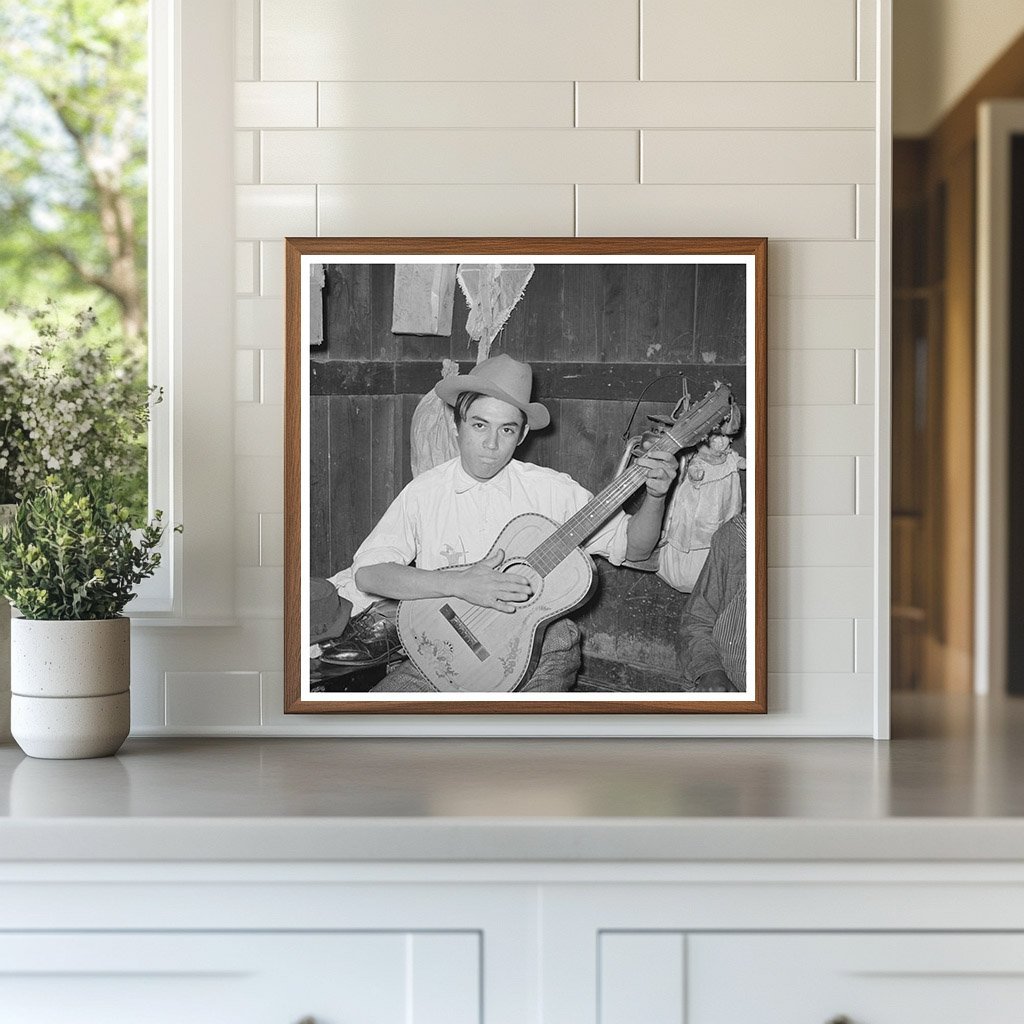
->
<box><xmin>447</xmin><ymin>388</ymin><xmax>730</xmax><ymax>636</ymax></box>
<box><xmin>457</xmin><ymin>457</ymin><xmax>654</xmax><ymax>632</ymax></box>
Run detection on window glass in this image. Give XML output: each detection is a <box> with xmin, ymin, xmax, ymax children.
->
<box><xmin>0</xmin><ymin>0</ymin><xmax>149</xmax><ymax>520</ymax></box>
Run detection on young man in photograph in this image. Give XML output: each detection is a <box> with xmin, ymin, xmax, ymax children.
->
<box><xmin>325</xmin><ymin>354</ymin><xmax>677</xmax><ymax>692</ymax></box>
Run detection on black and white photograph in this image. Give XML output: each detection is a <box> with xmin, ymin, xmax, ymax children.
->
<box><xmin>284</xmin><ymin>238</ymin><xmax>766</xmax><ymax>714</ymax></box>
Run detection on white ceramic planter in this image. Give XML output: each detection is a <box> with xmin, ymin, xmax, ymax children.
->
<box><xmin>10</xmin><ymin>617</ymin><xmax>130</xmax><ymax>759</ymax></box>
<box><xmin>11</xmin><ymin>692</ymin><xmax>130</xmax><ymax>760</ymax></box>
<box><xmin>11</xmin><ymin>617</ymin><xmax>130</xmax><ymax>698</ymax></box>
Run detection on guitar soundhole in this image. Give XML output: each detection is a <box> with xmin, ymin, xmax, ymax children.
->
<box><xmin>502</xmin><ymin>560</ymin><xmax>542</xmax><ymax>608</ymax></box>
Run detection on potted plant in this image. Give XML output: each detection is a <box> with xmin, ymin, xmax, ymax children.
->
<box><xmin>0</xmin><ymin>342</ymin><xmax>28</xmax><ymax>742</ymax></box>
<box><xmin>0</xmin><ymin>480</ymin><xmax>170</xmax><ymax>758</ymax></box>
<box><xmin>0</xmin><ymin>301</ymin><xmax>163</xmax><ymax>757</ymax></box>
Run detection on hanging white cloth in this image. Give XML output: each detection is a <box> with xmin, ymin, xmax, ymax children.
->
<box><xmin>456</xmin><ymin>263</ymin><xmax>534</xmax><ymax>362</ymax></box>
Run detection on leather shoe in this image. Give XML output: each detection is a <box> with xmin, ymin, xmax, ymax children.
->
<box><xmin>318</xmin><ymin>605</ymin><xmax>404</xmax><ymax>667</ymax></box>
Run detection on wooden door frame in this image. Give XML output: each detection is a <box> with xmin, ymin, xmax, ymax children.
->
<box><xmin>975</xmin><ymin>100</ymin><xmax>1024</xmax><ymax>696</ymax></box>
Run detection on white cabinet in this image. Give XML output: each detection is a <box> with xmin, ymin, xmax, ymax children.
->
<box><xmin>0</xmin><ymin>932</ymin><xmax>481</xmax><ymax>1024</ymax></box>
<box><xmin>539</xmin><ymin>869</ymin><xmax>1024</xmax><ymax>1024</ymax></box>
<box><xmin>594</xmin><ymin>933</ymin><xmax>1024</xmax><ymax>1024</ymax></box>
<box><xmin>689</xmin><ymin>934</ymin><xmax>1024</xmax><ymax>1024</ymax></box>
<box><xmin>3</xmin><ymin>862</ymin><xmax>1024</xmax><ymax>1023</ymax></box>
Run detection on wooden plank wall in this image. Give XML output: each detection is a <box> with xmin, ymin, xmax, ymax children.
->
<box><xmin>310</xmin><ymin>263</ymin><xmax>747</xmax><ymax>690</ymax></box>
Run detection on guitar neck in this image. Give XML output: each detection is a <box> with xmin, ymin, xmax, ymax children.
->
<box><xmin>525</xmin><ymin>384</ymin><xmax>732</xmax><ymax>578</ymax></box>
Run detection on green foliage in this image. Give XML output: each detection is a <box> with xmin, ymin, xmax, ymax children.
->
<box><xmin>0</xmin><ymin>300</ymin><xmax>154</xmax><ymax>516</ymax></box>
<box><xmin>0</xmin><ymin>478</ymin><xmax>173</xmax><ymax>620</ymax></box>
<box><xmin>0</xmin><ymin>0</ymin><xmax>148</xmax><ymax>345</ymax></box>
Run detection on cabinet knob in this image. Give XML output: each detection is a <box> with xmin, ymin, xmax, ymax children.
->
<box><xmin>826</xmin><ymin>1017</ymin><xmax>854</xmax><ymax>1024</ymax></box>
<box><xmin>294</xmin><ymin>1018</ymin><xmax>316</xmax><ymax>1024</ymax></box>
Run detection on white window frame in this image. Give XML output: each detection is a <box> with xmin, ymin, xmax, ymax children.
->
<box><xmin>128</xmin><ymin>0</ymin><xmax>235</xmax><ymax>624</ymax></box>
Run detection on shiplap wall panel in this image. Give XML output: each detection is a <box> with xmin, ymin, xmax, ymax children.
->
<box><xmin>234</xmin><ymin>132</ymin><xmax>256</xmax><ymax>184</ymax></box>
<box><xmin>578</xmin><ymin>184</ymin><xmax>856</xmax><ymax>238</ymax></box>
<box><xmin>235</xmin><ymin>298</ymin><xmax>285</xmax><ymax>350</ymax></box>
<box><xmin>235</xmin><ymin>349</ymin><xmax>259</xmax><ymax>402</ymax></box>
<box><xmin>578</xmin><ymin>82</ymin><xmax>874</xmax><ymax>129</ymax></box>
<box><xmin>768</xmin><ymin>457</ymin><xmax>856</xmax><ymax>515</ymax></box>
<box><xmin>236</xmin><ymin>185</ymin><xmax>316</xmax><ymax>237</ymax></box>
<box><xmin>261</xmin><ymin>349</ymin><xmax>285</xmax><ymax>402</ymax></box>
<box><xmin>642</xmin><ymin>130</ymin><xmax>875</xmax><ymax>185</ymax></box>
<box><xmin>764</xmin><ymin>670</ymin><xmax>875</xmax><ymax>731</ymax></box>
<box><xmin>165</xmin><ymin>672</ymin><xmax>262</xmax><ymax>727</ymax></box>
<box><xmin>769</xmin><ymin>297</ymin><xmax>876</xmax><ymax>348</ymax></box>
<box><xmin>235</xmin><ymin>242</ymin><xmax>255</xmax><ymax>294</ymax></box>
<box><xmin>859</xmin><ymin>0</ymin><xmax>878</xmax><ymax>81</ymax></box>
<box><xmin>857</xmin><ymin>183</ymin><xmax>877</xmax><ymax>238</ymax></box>
<box><xmin>318</xmin><ymin>185</ymin><xmax>576</xmax><ymax>237</ymax></box>
<box><xmin>642</xmin><ymin>0</ymin><xmax>857</xmax><ymax>81</ymax></box>
<box><xmin>235</xmin><ymin>403</ymin><xmax>283</xmax><ymax>458</ymax></box>
<box><xmin>768</xmin><ymin>241</ymin><xmax>874</xmax><ymax>296</ymax></box>
<box><xmin>769</xmin><ymin>515</ymin><xmax>874</xmax><ymax>567</ymax></box>
<box><xmin>261</xmin><ymin>0</ymin><xmax>640</xmax><ymax>81</ymax></box>
<box><xmin>235</xmin><ymin>455</ymin><xmax>283</xmax><ymax>513</ymax></box>
<box><xmin>235</xmin><ymin>82</ymin><xmax>317</xmax><ymax>128</ymax></box>
<box><xmin>771</xmin><ymin>568</ymin><xmax>874</xmax><ymax>620</ymax></box>
<box><xmin>136</xmin><ymin>0</ymin><xmax>884</xmax><ymax>737</ymax></box>
<box><xmin>234</xmin><ymin>0</ymin><xmax>257</xmax><ymax>80</ymax></box>
<box><xmin>260</xmin><ymin>241</ymin><xmax>285</xmax><ymax>297</ymax></box>
<box><xmin>319</xmin><ymin>82</ymin><xmax>575</xmax><ymax>129</ymax></box>
<box><xmin>769</xmin><ymin>350</ymin><xmax>857</xmax><ymax>405</ymax></box>
<box><xmin>236</xmin><ymin>511</ymin><xmax>260</xmax><ymax>566</ymax></box>
<box><xmin>235</xmin><ymin>566</ymin><xmax>283</xmax><ymax>618</ymax></box>
<box><xmin>857</xmin><ymin>456</ymin><xmax>875</xmax><ymax>515</ymax></box>
<box><xmin>261</xmin><ymin>130</ymin><xmax>639</xmax><ymax>185</ymax></box>
<box><xmin>259</xmin><ymin>513</ymin><xmax>284</xmax><ymax>567</ymax></box>
<box><xmin>768</xmin><ymin>619</ymin><xmax>855</xmax><ymax>673</ymax></box>
<box><xmin>856</xmin><ymin>349</ymin><xmax>875</xmax><ymax>404</ymax></box>
<box><xmin>856</xmin><ymin>619</ymin><xmax>874</xmax><ymax>673</ymax></box>
<box><xmin>770</xmin><ymin>406</ymin><xmax>875</xmax><ymax>456</ymax></box>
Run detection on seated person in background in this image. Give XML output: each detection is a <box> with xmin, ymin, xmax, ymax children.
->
<box><xmin>327</xmin><ymin>354</ymin><xmax>677</xmax><ymax>692</ymax></box>
<box><xmin>679</xmin><ymin>512</ymin><xmax>747</xmax><ymax>692</ymax></box>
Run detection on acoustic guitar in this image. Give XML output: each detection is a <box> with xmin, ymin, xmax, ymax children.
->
<box><xmin>397</xmin><ymin>384</ymin><xmax>735</xmax><ymax>692</ymax></box>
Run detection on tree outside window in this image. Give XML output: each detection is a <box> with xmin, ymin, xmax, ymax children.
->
<box><xmin>0</xmin><ymin>0</ymin><xmax>149</xmax><ymax>517</ymax></box>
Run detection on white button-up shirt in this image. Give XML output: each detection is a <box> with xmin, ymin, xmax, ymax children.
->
<box><xmin>329</xmin><ymin>456</ymin><xmax>632</xmax><ymax>615</ymax></box>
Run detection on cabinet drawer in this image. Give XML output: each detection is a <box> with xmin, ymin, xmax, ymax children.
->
<box><xmin>0</xmin><ymin>932</ymin><xmax>480</xmax><ymax>1024</ymax></box>
<box><xmin>688</xmin><ymin>933</ymin><xmax>1024</xmax><ymax>1024</ymax></box>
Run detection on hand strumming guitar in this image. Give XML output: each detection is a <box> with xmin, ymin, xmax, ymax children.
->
<box><xmin>451</xmin><ymin>549</ymin><xmax>532</xmax><ymax>613</ymax></box>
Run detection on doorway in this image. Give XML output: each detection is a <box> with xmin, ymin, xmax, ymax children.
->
<box><xmin>975</xmin><ymin>100</ymin><xmax>1024</xmax><ymax>696</ymax></box>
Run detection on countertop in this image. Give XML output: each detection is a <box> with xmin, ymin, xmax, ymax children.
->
<box><xmin>1</xmin><ymin>693</ymin><xmax>1023</xmax><ymax>862</ymax></box>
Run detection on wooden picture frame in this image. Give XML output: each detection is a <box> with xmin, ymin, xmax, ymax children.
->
<box><xmin>284</xmin><ymin>238</ymin><xmax>767</xmax><ymax>715</ymax></box>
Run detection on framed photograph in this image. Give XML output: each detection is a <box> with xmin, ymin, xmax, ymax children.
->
<box><xmin>284</xmin><ymin>238</ymin><xmax>766</xmax><ymax>714</ymax></box>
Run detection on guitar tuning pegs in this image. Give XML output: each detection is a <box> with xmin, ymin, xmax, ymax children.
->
<box><xmin>720</xmin><ymin>400</ymin><xmax>742</xmax><ymax>436</ymax></box>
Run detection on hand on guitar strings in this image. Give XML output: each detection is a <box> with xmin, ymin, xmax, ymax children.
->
<box><xmin>635</xmin><ymin>445</ymin><xmax>678</xmax><ymax>498</ymax></box>
<box><xmin>451</xmin><ymin>549</ymin><xmax>533</xmax><ymax>613</ymax></box>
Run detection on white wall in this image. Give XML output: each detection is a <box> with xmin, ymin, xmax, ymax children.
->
<box><xmin>894</xmin><ymin>0</ymin><xmax>1024</xmax><ymax>136</ymax></box>
<box><xmin>132</xmin><ymin>0</ymin><xmax>888</xmax><ymax>737</ymax></box>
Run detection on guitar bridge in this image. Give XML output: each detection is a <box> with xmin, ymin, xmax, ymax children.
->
<box><xmin>440</xmin><ymin>604</ymin><xmax>490</xmax><ymax>662</ymax></box>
